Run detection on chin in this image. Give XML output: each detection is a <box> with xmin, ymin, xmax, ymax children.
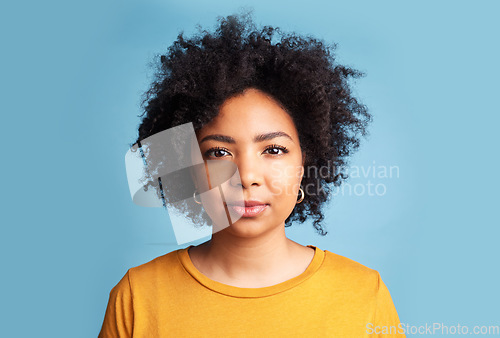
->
<box><xmin>224</xmin><ymin>219</ymin><xmax>278</xmax><ymax>238</ymax></box>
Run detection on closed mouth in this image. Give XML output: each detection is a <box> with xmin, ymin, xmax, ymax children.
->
<box><xmin>227</xmin><ymin>204</ymin><xmax>269</xmax><ymax>217</ymax></box>
<box><xmin>226</xmin><ymin>200</ymin><xmax>269</xmax><ymax>207</ymax></box>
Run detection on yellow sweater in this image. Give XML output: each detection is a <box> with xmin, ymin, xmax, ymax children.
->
<box><xmin>98</xmin><ymin>245</ymin><xmax>405</xmax><ymax>337</ymax></box>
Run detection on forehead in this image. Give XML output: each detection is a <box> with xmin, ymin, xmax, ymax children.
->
<box><xmin>198</xmin><ymin>88</ymin><xmax>299</xmax><ymax>141</ymax></box>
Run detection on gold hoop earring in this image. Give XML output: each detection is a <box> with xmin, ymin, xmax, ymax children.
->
<box><xmin>296</xmin><ymin>187</ymin><xmax>304</xmax><ymax>204</ymax></box>
<box><xmin>193</xmin><ymin>191</ymin><xmax>202</xmax><ymax>204</ymax></box>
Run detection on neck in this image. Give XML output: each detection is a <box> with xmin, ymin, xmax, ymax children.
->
<box><xmin>193</xmin><ymin>224</ymin><xmax>305</xmax><ymax>284</ymax></box>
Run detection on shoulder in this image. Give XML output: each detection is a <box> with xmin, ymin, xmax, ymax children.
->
<box><xmin>323</xmin><ymin>250</ymin><xmax>379</xmax><ymax>275</ymax></box>
<box><xmin>318</xmin><ymin>249</ymin><xmax>403</xmax><ymax>332</ymax></box>
<box><xmin>125</xmin><ymin>248</ymin><xmax>185</xmax><ymax>288</ymax></box>
<box><xmin>318</xmin><ymin>249</ymin><xmax>382</xmax><ymax>294</ymax></box>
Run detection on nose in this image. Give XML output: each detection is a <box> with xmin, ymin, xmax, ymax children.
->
<box><xmin>230</xmin><ymin>151</ymin><xmax>264</xmax><ymax>189</ymax></box>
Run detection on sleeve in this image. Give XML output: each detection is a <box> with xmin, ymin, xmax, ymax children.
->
<box><xmin>98</xmin><ymin>270</ymin><xmax>134</xmax><ymax>338</ymax></box>
<box><xmin>370</xmin><ymin>273</ymin><xmax>406</xmax><ymax>337</ymax></box>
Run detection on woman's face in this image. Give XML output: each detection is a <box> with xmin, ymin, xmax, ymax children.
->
<box><xmin>195</xmin><ymin>88</ymin><xmax>305</xmax><ymax>238</ymax></box>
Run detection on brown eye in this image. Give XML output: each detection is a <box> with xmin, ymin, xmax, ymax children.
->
<box><xmin>205</xmin><ymin>147</ymin><xmax>231</xmax><ymax>158</ymax></box>
<box><xmin>266</xmin><ymin>148</ymin><xmax>281</xmax><ymax>155</ymax></box>
<box><xmin>264</xmin><ymin>144</ymin><xmax>289</xmax><ymax>156</ymax></box>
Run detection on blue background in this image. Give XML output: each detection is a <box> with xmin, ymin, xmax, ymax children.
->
<box><xmin>1</xmin><ymin>0</ymin><xmax>499</xmax><ymax>337</ymax></box>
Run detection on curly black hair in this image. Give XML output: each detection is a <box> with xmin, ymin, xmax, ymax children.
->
<box><xmin>132</xmin><ymin>12</ymin><xmax>371</xmax><ymax>236</ymax></box>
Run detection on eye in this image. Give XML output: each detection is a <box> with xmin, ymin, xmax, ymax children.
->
<box><xmin>264</xmin><ymin>144</ymin><xmax>289</xmax><ymax>156</ymax></box>
<box><xmin>204</xmin><ymin>146</ymin><xmax>231</xmax><ymax>158</ymax></box>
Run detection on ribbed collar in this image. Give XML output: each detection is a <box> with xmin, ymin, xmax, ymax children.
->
<box><xmin>177</xmin><ymin>244</ymin><xmax>325</xmax><ymax>298</ymax></box>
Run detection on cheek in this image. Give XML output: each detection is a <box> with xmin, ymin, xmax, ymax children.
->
<box><xmin>266</xmin><ymin>161</ymin><xmax>303</xmax><ymax>198</ymax></box>
<box><xmin>199</xmin><ymin>189</ymin><xmax>232</xmax><ymax>232</ymax></box>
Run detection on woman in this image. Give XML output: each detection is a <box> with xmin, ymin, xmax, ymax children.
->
<box><xmin>99</xmin><ymin>13</ymin><xmax>405</xmax><ymax>337</ymax></box>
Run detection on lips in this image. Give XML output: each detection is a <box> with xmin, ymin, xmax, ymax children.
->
<box><xmin>227</xmin><ymin>200</ymin><xmax>268</xmax><ymax>207</ymax></box>
<box><xmin>226</xmin><ymin>200</ymin><xmax>270</xmax><ymax>218</ymax></box>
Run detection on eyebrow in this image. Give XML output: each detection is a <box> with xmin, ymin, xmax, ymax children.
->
<box><xmin>199</xmin><ymin>131</ymin><xmax>293</xmax><ymax>144</ymax></box>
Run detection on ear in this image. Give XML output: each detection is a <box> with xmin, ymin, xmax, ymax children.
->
<box><xmin>300</xmin><ymin>150</ymin><xmax>306</xmax><ymax>182</ymax></box>
<box><xmin>189</xmin><ymin>165</ymin><xmax>198</xmax><ymax>191</ymax></box>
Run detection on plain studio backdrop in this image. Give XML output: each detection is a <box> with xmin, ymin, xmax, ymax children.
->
<box><xmin>1</xmin><ymin>0</ymin><xmax>498</xmax><ymax>337</ymax></box>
